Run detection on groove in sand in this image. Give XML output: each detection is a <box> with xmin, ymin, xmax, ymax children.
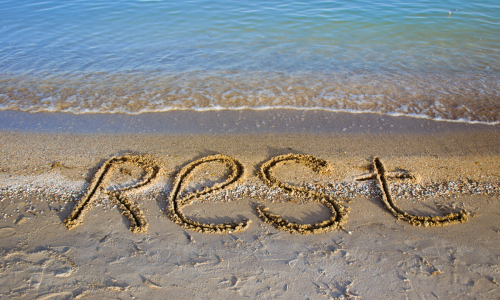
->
<box><xmin>168</xmin><ymin>154</ymin><xmax>251</xmax><ymax>234</ymax></box>
<box><xmin>256</xmin><ymin>154</ymin><xmax>349</xmax><ymax>235</ymax></box>
<box><xmin>64</xmin><ymin>156</ymin><xmax>160</xmax><ymax>233</ymax></box>
<box><xmin>366</xmin><ymin>157</ymin><xmax>469</xmax><ymax>227</ymax></box>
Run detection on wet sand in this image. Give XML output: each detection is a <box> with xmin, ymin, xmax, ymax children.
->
<box><xmin>1</xmin><ymin>109</ymin><xmax>500</xmax><ymax>299</ymax></box>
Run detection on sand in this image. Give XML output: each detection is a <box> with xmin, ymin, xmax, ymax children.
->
<box><xmin>1</xmin><ymin>109</ymin><xmax>500</xmax><ymax>299</ymax></box>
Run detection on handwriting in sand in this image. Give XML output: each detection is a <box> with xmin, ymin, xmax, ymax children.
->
<box><xmin>65</xmin><ymin>154</ymin><xmax>470</xmax><ymax>234</ymax></box>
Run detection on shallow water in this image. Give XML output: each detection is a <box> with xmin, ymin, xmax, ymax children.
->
<box><xmin>1</xmin><ymin>0</ymin><xmax>499</xmax><ymax>123</ymax></box>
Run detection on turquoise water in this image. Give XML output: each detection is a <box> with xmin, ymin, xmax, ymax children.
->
<box><xmin>1</xmin><ymin>0</ymin><xmax>499</xmax><ymax>123</ymax></box>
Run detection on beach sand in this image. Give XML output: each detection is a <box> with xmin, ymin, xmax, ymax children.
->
<box><xmin>1</xmin><ymin>110</ymin><xmax>500</xmax><ymax>299</ymax></box>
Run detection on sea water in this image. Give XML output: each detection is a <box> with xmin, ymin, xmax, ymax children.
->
<box><xmin>0</xmin><ymin>0</ymin><xmax>499</xmax><ymax>123</ymax></box>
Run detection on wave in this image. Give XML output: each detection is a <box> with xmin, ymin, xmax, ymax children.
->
<box><xmin>1</xmin><ymin>70</ymin><xmax>499</xmax><ymax>124</ymax></box>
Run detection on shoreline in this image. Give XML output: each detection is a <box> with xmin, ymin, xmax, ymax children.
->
<box><xmin>1</xmin><ymin>109</ymin><xmax>500</xmax><ymax>298</ymax></box>
<box><xmin>1</xmin><ymin>109</ymin><xmax>499</xmax><ymax>135</ymax></box>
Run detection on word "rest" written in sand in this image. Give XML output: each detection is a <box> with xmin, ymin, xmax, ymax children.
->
<box><xmin>64</xmin><ymin>154</ymin><xmax>470</xmax><ymax>235</ymax></box>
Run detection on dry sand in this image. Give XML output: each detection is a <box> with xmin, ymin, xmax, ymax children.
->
<box><xmin>1</xmin><ymin>110</ymin><xmax>500</xmax><ymax>299</ymax></box>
